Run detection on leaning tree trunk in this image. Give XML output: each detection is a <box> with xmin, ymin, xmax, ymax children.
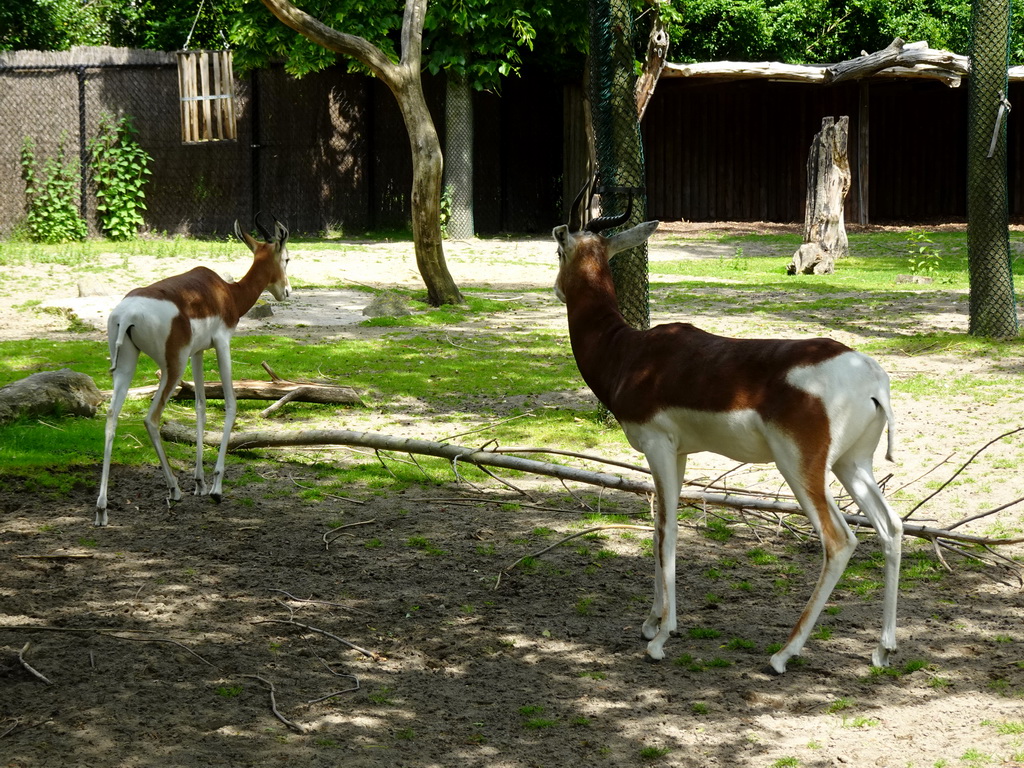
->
<box><xmin>788</xmin><ymin>116</ymin><xmax>851</xmax><ymax>275</ymax></box>
<box><xmin>261</xmin><ymin>0</ymin><xmax>463</xmax><ymax>306</ymax></box>
<box><xmin>396</xmin><ymin>70</ymin><xmax>464</xmax><ymax>306</ymax></box>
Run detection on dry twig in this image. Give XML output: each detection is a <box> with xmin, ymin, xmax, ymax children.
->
<box><xmin>242</xmin><ymin>675</ymin><xmax>305</xmax><ymax>733</ymax></box>
<box><xmin>322</xmin><ymin>519</ymin><xmax>377</xmax><ymax>549</ymax></box>
<box><xmin>17</xmin><ymin>643</ymin><xmax>52</xmax><ymax>685</ymax></box>
<box><xmin>254</xmin><ymin>618</ymin><xmax>379</xmax><ymax>660</ymax></box>
<box><xmin>496</xmin><ymin>524</ymin><xmax>654</xmax><ymax>589</ymax></box>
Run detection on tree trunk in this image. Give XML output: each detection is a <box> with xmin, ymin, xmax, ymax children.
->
<box><xmin>967</xmin><ymin>0</ymin><xmax>1019</xmax><ymax>338</ymax></box>
<box><xmin>444</xmin><ymin>72</ymin><xmax>475</xmax><ymax>240</ymax></box>
<box><xmin>260</xmin><ymin>0</ymin><xmax>463</xmax><ymax>306</ymax></box>
<box><xmin>589</xmin><ymin>0</ymin><xmax>650</xmax><ymax>331</ymax></box>
<box><xmin>395</xmin><ymin>69</ymin><xmax>464</xmax><ymax>306</ymax></box>
<box><xmin>788</xmin><ymin>116</ymin><xmax>851</xmax><ymax>275</ymax></box>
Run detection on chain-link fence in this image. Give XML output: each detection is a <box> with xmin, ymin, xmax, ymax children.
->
<box><xmin>589</xmin><ymin>0</ymin><xmax>650</xmax><ymax>331</ymax></box>
<box><xmin>0</xmin><ymin>48</ymin><xmax>563</xmax><ymax>240</ymax></box>
<box><xmin>967</xmin><ymin>0</ymin><xmax>1020</xmax><ymax>338</ymax></box>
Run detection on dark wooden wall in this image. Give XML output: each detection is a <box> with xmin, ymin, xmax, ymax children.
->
<box><xmin>642</xmin><ymin>77</ymin><xmax>1023</xmax><ymax>225</ymax></box>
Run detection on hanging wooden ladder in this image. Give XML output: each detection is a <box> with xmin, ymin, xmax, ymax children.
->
<box><xmin>177</xmin><ymin>49</ymin><xmax>237</xmax><ymax>143</ymax></box>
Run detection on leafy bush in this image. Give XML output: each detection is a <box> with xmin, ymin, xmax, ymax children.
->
<box><xmin>88</xmin><ymin>112</ymin><xmax>152</xmax><ymax>240</ymax></box>
<box><xmin>20</xmin><ymin>135</ymin><xmax>88</xmax><ymax>244</ymax></box>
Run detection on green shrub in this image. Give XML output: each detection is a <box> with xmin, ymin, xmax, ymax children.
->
<box><xmin>20</xmin><ymin>135</ymin><xmax>87</xmax><ymax>244</ymax></box>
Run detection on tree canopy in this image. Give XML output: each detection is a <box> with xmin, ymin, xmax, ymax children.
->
<box><xmin>6</xmin><ymin>1</ymin><xmax>1019</xmax><ymax>70</ymax></box>
<box><xmin>659</xmin><ymin>0</ymin><xmax>1022</xmax><ymax>66</ymax></box>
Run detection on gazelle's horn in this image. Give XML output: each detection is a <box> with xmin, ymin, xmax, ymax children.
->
<box><xmin>585</xmin><ymin>194</ymin><xmax>633</xmax><ymax>234</ymax></box>
<box><xmin>254</xmin><ymin>211</ymin><xmax>274</xmax><ymax>242</ymax></box>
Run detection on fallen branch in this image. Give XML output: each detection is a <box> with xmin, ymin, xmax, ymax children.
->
<box><xmin>2</xmin><ymin>625</ymin><xmax>217</xmax><ymax>668</ymax></box>
<box><xmin>497</xmin><ymin>524</ymin><xmax>654</xmax><ymax>589</ymax></box>
<box><xmin>119</xmin><ymin>367</ymin><xmax>362</xmax><ymax>409</ymax></box>
<box><xmin>907</xmin><ymin>426</ymin><xmax>1024</xmax><ymax>519</ymax></box>
<box><xmin>322</xmin><ymin>519</ymin><xmax>377</xmax><ymax>549</ymax></box>
<box><xmin>17</xmin><ymin>643</ymin><xmax>52</xmax><ymax>684</ymax></box>
<box><xmin>241</xmin><ymin>675</ymin><xmax>305</xmax><ymax>734</ymax></box>
<box><xmin>161</xmin><ymin>423</ymin><xmax>806</xmax><ymax>515</ymax></box>
<box><xmin>253</xmin><ymin>618</ymin><xmax>379</xmax><ymax>660</ymax></box>
<box><xmin>161</xmin><ymin>424</ymin><xmax>1024</xmax><ymax>552</ymax></box>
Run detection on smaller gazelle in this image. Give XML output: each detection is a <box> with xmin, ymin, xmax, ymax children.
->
<box><xmin>95</xmin><ymin>216</ymin><xmax>291</xmax><ymax>526</ymax></box>
<box><xmin>552</xmin><ymin>191</ymin><xmax>903</xmax><ymax>673</ymax></box>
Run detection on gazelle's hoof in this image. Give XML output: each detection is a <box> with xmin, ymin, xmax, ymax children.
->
<box><xmin>643</xmin><ymin>652</ymin><xmax>664</xmax><ymax>664</ymax></box>
<box><xmin>210</xmin><ymin>492</ymin><xmax>222</xmax><ymax>504</ymax></box>
<box><xmin>761</xmin><ymin>664</ymin><xmax>784</xmax><ymax>677</ymax></box>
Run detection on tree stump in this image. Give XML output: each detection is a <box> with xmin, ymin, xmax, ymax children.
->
<box><xmin>788</xmin><ymin>116</ymin><xmax>851</xmax><ymax>275</ymax></box>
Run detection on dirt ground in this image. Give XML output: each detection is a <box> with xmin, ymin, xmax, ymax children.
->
<box><xmin>2</xmin><ymin>226</ymin><xmax>1023</xmax><ymax>768</ymax></box>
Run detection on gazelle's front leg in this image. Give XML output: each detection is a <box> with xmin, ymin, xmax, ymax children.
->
<box><xmin>208</xmin><ymin>338</ymin><xmax>236</xmax><ymax>503</ymax></box>
<box><xmin>642</xmin><ymin>447</ymin><xmax>687</xmax><ymax>661</ymax></box>
<box><xmin>191</xmin><ymin>351</ymin><xmax>208</xmax><ymax>496</ymax></box>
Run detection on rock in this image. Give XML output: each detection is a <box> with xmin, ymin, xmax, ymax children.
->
<box><xmin>246</xmin><ymin>300</ymin><xmax>275</xmax><ymax>319</ymax></box>
<box><xmin>0</xmin><ymin>369</ymin><xmax>104</xmax><ymax>424</ymax></box>
<box><xmin>362</xmin><ymin>291</ymin><xmax>411</xmax><ymax>318</ymax></box>
<box><xmin>77</xmin><ymin>278</ymin><xmax>113</xmax><ymax>297</ymax></box>
<box><xmin>895</xmin><ymin>274</ymin><xmax>934</xmax><ymax>284</ymax></box>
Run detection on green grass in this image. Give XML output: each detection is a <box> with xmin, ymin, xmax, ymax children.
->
<box><xmin>4</xmin><ymin>228</ymin><xmax>1023</xmax><ymax>508</ymax></box>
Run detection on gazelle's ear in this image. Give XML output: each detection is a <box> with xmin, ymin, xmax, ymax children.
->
<box><xmin>606</xmin><ymin>221</ymin><xmax>659</xmax><ymax>256</ymax></box>
<box><xmin>273</xmin><ymin>218</ymin><xmax>289</xmax><ymax>245</ymax></box>
<box><xmin>552</xmin><ymin>225</ymin><xmax>573</xmax><ymax>253</ymax></box>
<box><xmin>234</xmin><ymin>220</ymin><xmax>258</xmax><ymax>252</ymax></box>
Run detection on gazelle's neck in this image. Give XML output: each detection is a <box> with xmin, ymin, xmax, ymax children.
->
<box><xmin>231</xmin><ymin>257</ymin><xmax>275</xmax><ymax>316</ymax></box>
<box><xmin>564</xmin><ymin>254</ymin><xmax>637</xmax><ymax>406</ymax></box>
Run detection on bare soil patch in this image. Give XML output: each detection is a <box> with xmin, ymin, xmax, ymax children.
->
<box><xmin>2</xmin><ymin>229</ymin><xmax>1023</xmax><ymax>768</ymax></box>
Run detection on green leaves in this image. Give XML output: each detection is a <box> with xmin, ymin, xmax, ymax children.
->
<box><xmin>19</xmin><ymin>135</ymin><xmax>88</xmax><ymax>244</ymax></box>
<box><xmin>87</xmin><ymin>112</ymin><xmax>153</xmax><ymax>241</ymax></box>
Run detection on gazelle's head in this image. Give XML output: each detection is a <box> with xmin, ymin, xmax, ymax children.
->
<box><xmin>235</xmin><ymin>213</ymin><xmax>291</xmax><ymax>300</ymax></box>
<box><xmin>552</xmin><ymin>183</ymin><xmax>659</xmax><ymax>303</ymax></box>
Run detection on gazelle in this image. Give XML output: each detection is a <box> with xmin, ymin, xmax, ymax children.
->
<box><xmin>95</xmin><ymin>216</ymin><xmax>291</xmax><ymax>526</ymax></box>
<box><xmin>552</xmin><ymin>194</ymin><xmax>903</xmax><ymax>674</ymax></box>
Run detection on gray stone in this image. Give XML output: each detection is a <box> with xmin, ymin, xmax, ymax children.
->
<box><xmin>246</xmin><ymin>300</ymin><xmax>275</xmax><ymax>319</ymax></box>
<box><xmin>362</xmin><ymin>291</ymin><xmax>411</xmax><ymax>318</ymax></box>
<box><xmin>0</xmin><ymin>368</ymin><xmax>104</xmax><ymax>424</ymax></box>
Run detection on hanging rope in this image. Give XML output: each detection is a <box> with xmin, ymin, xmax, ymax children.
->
<box><xmin>183</xmin><ymin>0</ymin><xmax>207</xmax><ymax>51</ymax></box>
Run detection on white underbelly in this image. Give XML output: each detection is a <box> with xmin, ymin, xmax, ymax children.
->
<box><xmin>622</xmin><ymin>407</ymin><xmax>776</xmax><ymax>464</ymax></box>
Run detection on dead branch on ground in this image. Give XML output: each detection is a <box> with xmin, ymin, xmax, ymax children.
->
<box><xmin>16</xmin><ymin>643</ymin><xmax>52</xmax><ymax>684</ymax></box>
<box><xmin>3</xmin><ymin>625</ymin><xmax>217</xmax><ymax>668</ymax></box>
<box><xmin>253</xmin><ymin>618</ymin><xmax>379</xmax><ymax>660</ymax></box>
<box><xmin>163</xmin><ymin>424</ymin><xmax>1024</xmax><ymax>556</ymax></box>
<box><xmin>241</xmin><ymin>675</ymin><xmax>305</xmax><ymax>733</ymax></box>
<box><xmin>119</xmin><ymin>360</ymin><xmax>362</xmax><ymax>411</ymax></box>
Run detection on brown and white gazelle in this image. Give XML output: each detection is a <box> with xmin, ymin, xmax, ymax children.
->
<box><xmin>552</xmin><ymin>195</ymin><xmax>903</xmax><ymax>674</ymax></box>
<box><xmin>95</xmin><ymin>216</ymin><xmax>291</xmax><ymax>526</ymax></box>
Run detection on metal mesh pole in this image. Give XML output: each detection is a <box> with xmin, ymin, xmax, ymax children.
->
<box><xmin>589</xmin><ymin>0</ymin><xmax>650</xmax><ymax>331</ymax></box>
<box><xmin>444</xmin><ymin>72</ymin><xmax>474</xmax><ymax>240</ymax></box>
<box><xmin>967</xmin><ymin>0</ymin><xmax>1019</xmax><ymax>338</ymax></box>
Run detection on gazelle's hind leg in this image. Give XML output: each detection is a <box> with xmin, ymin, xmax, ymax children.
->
<box><xmin>833</xmin><ymin>411</ymin><xmax>903</xmax><ymax>667</ymax></box>
<box><xmin>767</xmin><ymin>439</ymin><xmax>858</xmax><ymax>674</ymax></box>
<box><xmin>190</xmin><ymin>351</ymin><xmax>208</xmax><ymax>496</ymax></box>
<box><xmin>97</xmin><ymin>342</ymin><xmax>141</xmax><ymax>526</ymax></box>
<box><xmin>642</xmin><ymin>446</ymin><xmax>687</xmax><ymax>661</ymax></box>
<box><xmin>143</xmin><ymin>351</ymin><xmax>188</xmax><ymax>507</ymax></box>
